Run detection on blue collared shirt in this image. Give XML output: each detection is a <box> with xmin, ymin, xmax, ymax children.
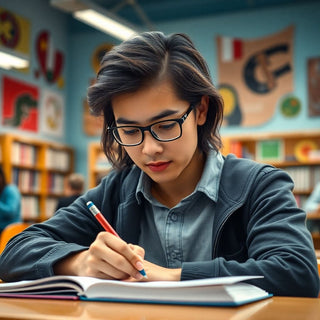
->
<box><xmin>136</xmin><ymin>150</ymin><xmax>224</xmax><ymax>268</ymax></box>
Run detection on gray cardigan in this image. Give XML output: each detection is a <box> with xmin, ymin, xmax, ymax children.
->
<box><xmin>0</xmin><ymin>154</ymin><xmax>318</xmax><ymax>297</ymax></box>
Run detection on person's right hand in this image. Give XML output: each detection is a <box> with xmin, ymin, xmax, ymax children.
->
<box><xmin>54</xmin><ymin>231</ymin><xmax>145</xmax><ymax>280</ymax></box>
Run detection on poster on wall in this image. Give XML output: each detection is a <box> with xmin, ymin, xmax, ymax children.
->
<box><xmin>34</xmin><ymin>30</ymin><xmax>65</xmax><ymax>88</ymax></box>
<box><xmin>0</xmin><ymin>7</ymin><xmax>30</xmax><ymax>70</ymax></box>
<box><xmin>216</xmin><ymin>26</ymin><xmax>294</xmax><ymax>127</ymax></box>
<box><xmin>82</xmin><ymin>43</ymin><xmax>113</xmax><ymax>136</ymax></box>
<box><xmin>2</xmin><ymin>76</ymin><xmax>39</xmax><ymax>132</ymax></box>
<box><xmin>308</xmin><ymin>57</ymin><xmax>320</xmax><ymax>117</ymax></box>
<box><xmin>92</xmin><ymin>43</ymin><xmax>114</xmax><ymax>74</ymax></box>
<box><xmin>40</xmin><ymin>89</ymin><xmax>64</xmax><ymax>137</ymax></box>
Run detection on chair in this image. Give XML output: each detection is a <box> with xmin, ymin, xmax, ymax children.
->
<box><xmin>0</xmin><ymin>222</ymin><xmax>31</xmax><ymax>254</ymax></box>
<box><xmin>317</xmin><ymin>259</ymin><xmax>320</xmax><ymax>298</ymax></box>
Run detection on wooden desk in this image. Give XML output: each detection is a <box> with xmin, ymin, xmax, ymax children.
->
<box><xmin>0</xmin><ymin>297</ymin><xmax>319</xmax><ymax>320</ymax></box>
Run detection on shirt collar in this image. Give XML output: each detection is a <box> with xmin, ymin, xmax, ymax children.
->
<box><xmin>195</xmin><ymin>150</ymin><xmax>224</xmax><ymax>202</ymax></box>
<box><xmin>136</xmin><ymin>149</ymin><xmax>224</xmax><ymax>204</ymax></box>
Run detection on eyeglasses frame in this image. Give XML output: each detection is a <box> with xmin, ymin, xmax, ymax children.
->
<box><xmin>108</xmin><ymin>103</ymin><xmax>195</xmax><ymax>147</ymax></box>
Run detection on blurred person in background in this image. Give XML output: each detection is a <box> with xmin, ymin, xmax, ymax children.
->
<box><xmin>304</xmin><ymin>182</ymin><xmax>320</xmax><ymax>213</ymax></box>
<box><xmin>55</xmin><ymin>173</ymin><xmax>85</xmax><ymax>211</ymax></box>
<box><xmin>0</xmin><ymin>166</ymin><xmax>21</xmax><ymax>233</ymax></box>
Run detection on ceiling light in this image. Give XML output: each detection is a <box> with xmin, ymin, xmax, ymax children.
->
<box><xmin>0</xmin><ymin>50</ymin><xmax>29</xmax><ymax>70</ymax></box>
<box><xmin>51</xmin><ymin>0</ymin><xmax>140</xmax><ymax>41</ymax></box>
<box><xmin>74</xmin><ymin>8</ymin><xmax>138</xmax><ymax>41</ymax></box>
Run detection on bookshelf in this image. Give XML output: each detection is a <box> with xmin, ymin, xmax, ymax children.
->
<box><xmin>88</xmin><ymin>142</ymin><xmax>112</xmax><ymax>188</ymax></box>
<box><xmin>222</xmin><ymin>130</ymin><xmax>320</xmax><ymax>205</ymax></box>
<box><xmin>88</xmin><ymin>131</ymin><xmax>320</xmax><ymax>199</ymax></box>
<box><xmin>222</xmin><ymin>130</ymin><xmax>320</xmax><ymax>249</ymax></box>
<box><xmin>87</xmin><ymin>132</ymin><xmax>320</xmax><ymax>247</ymax></box>
<box><xmin>0</xmin><ymin>134</ymin><xmax>74</xmax><ymax>222</ymax></box>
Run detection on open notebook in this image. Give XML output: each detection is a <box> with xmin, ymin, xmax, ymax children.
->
<box><xmin>0</xmin><ymin>275</ymin><xmax>272</xmax><ymax>306</ymax></box>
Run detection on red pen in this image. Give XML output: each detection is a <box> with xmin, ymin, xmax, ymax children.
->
<box><xmin>87</xmin><ymin>201</ymin><xmax>119</xmax><ymax>237</ymax></box>
<box><xmin>86</xmin><ymin>201</ymin><xmax>147</xmax><ymax>278</ymax></box>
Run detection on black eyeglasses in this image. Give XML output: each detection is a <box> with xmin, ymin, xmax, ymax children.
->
<box><xmin>108</xmin><ymin>104</ymin><xmax>195</xmax><ymax>147</ymax></box>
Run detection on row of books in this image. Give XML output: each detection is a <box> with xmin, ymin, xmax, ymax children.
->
<box><xmin>46</xmin><ymin>148</ymin><xmax>71</xmax><ymax>171</ymax></box>
<box><xmin>284</xmin><ymin>166</ymin><xmax>320</xmax><ymax>193</ymax></box>
<box><xmin>11</xmin><ymin>142</ymin><xmax>38</xmax><ymax>166</ymax></box>
<box><xmin>12</xmin><ymin>168</ymin><xmax>40</xmax><ymax>193</ymax></box>
<box><xmin>45</xmin><ymin>198</ymin><xmax>58</xmax><ymax>219</ymax></box>
<box><xmin>10</xmin><ymin>141</ymin><xmax>71</xmax><ymax>172</ymax></box>
<box><xmin>12</xmin><ymin>169</ymin><xmax>67</xmax><ymax>195</ymax></box>
<box><xmin>21</xmin><ymin>196</ymin><xmax>58</xmax><ymax>221</ymax></box>
<box><xmin>47</xmin><ymin>173</ymin><xmax>65</xmax><ymax>194</ymax></box>
<box><xmin>228</xmin><ymin>139</ymin><xmax>320</xmax><ymax>163</ymax></box>
<box><xmin>21</xmin><ymin>196</ymin><xmax>39</xmax><ymax>220</ymax></box>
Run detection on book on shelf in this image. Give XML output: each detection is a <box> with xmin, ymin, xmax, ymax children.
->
<box><xmin>46</xmin><ymin>149</ymin><xmax>71</xmax><ymax>171</ymax></box>
<box><xmin>21</xmin><ymin>196</ymin><xmax>39</xmax><ymax>221</ymax></box>
<box><xmin>0</xmin><ymin>275</ymin><xmax>272</xmax><ymax>306</ymax></box>
<box><xmin>45</xmin><ymin>198</ymin><xmax>58</xmax><ymax>219</ymax></box>
<box><xmin>11</xmin><ymin>142</ymin><xmax>37</xmax><ymax>166</ymax></box>
<box><xmin>284</xmin><ymin>166</ymin><xmax>320</xmax><ymax>193</ymax></box>
<box><xmin>47</xmin><ymin>173</ymin><xmax>64</xmax><ymax>194</ymax></box>
<box><xmin>13</xmin><ymin>169</ymin><xmax>40</xmax><ymax>193</ymax></box>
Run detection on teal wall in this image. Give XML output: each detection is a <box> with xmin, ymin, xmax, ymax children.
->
<box><xmin>156</xmin><ymin>2</ymin><xmax>320</xmax><ymax>135</ymax></box>
<box><xmin>0</xmin><ymin>0</ymin><xmax>68</xmax><ymax>143</ymax></box>
<box><xmin>1</xmin><ymin>0</ymin><xmax>320</xmax><ymax>182</ymax></box>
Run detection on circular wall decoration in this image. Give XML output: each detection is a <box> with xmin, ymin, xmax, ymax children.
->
<box><xmin>218</xmin><ymin>84</ymin><xmax>242</xmax><ymax>125</ymax></box>
<box><xmin>294</xmin><ymin>139</ymin><xmax>318</xmax><ymax>162</ymax></box>
<box><xmin>219</xmin><ymin>86</ymin><xmax>236</xmax><ymax>117</ymax></box>
<box><xmin>92</xmin><ymin>43</ymin><xmax>114</xmax><ymax>73</ymax></box>
<box><xmin>280</xmin><ymin>95</ymin><xmax>301</xmax><ymax>117</ymax></box>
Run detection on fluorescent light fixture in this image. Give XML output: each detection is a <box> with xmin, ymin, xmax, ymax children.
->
<box><xmin>74</xmin><ymin>8</ymin><xmax>138</xmax><ymax>41</ymax></box>
<box><xmin>0</xmin><ymin>50</ymin><xmax>29</xmax><ymax>70</ymax></box>
<box><xmin>50</xmin><ymin>0</ymin><xmax>141</xmax><ymax>41</ymax></box>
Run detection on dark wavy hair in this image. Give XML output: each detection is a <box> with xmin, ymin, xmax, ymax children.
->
<box><xmin>88</xmin><ymin>31</ymin><xmax>224</xmax><ymax>169</ymax></box>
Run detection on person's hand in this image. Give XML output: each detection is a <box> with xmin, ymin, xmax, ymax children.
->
<box><xmin>123</xmin><ymin>254</ymin><xmax>181</xmax><ymax>282</ymax></box>
<box><xmin>54</xmin><ymin>232</ymin><xmax>145</xmax><ymax>280</ymax></box>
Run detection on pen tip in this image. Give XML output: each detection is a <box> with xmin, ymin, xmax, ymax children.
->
<box><xmin>139</xmin><ymin>269</ymin><xmax>147</xmax><ymax>278</ymax></box>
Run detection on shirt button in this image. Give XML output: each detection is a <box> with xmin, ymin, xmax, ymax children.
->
<box><xmin>171</xmin><ymin>213</ymin><xmax>177</xmax><ymax>221</ymax></box>
<box><xmin>171</xmin><ymin>252</ymin><xmax>177</xmax><ymax>259</ymax></box>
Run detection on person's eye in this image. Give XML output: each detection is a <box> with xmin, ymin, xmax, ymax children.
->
<box><xmin>158</xmin><ymin>121</ymin><xmax>177</xmax><ymax>130</ymax></box>
<box><xmin>121</xmin><ymin>127</ymin><xmax>140</xmax><ymax>136</ymax></box>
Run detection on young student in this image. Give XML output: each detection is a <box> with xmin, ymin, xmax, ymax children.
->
<box><xmin>0</xmin><ymin>166</ymin><xmax>21</xmax><ymax>233</ymax></box>
<box><xmin>0</xmin><ymin>32</ymin><xmax>318</xmax><ymax>297</ymax></box>
<box><xmin>55</xmin><ymin>173</ymin><xmax>85</xmax><ymax>211</ymax></box>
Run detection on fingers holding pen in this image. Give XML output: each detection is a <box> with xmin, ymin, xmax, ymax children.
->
<box><xmin>86</xmin><ymin>202</ymin><xmax>147</xmax><ymax>279</ymax></box>
<box><xmin>89</xmin><ymin>232</ymin><xmax>146</xmax><ymax>280</ymax></box>
<box><xmin>128</xmin><ymin>243</ymin><xmax>147</xmax><ymax>277</ymax></box>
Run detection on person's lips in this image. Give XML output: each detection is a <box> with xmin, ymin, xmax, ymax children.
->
<box><xmin>147</xmin><ymin>161</ymin><xmax>171</xmax><ymax>172</ymax></box>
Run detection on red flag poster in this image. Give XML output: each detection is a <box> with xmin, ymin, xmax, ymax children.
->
<box><xmin>2</xmin><ymin>76</ymin><xmax>39</xmax><ymax>132</ymax></box>
<box><xmin>34</xmin><ymin>30</ymin><xmax>64</xmax><ymax>87</ymax></box>
<box><xmin>216</xmin><ymin>26</ymin><xmax>294</xmax><ymax>127</ymax></box>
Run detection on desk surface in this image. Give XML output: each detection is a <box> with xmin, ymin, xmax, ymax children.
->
<box><xmin>0</xmin><ymin>296</ymin><xmax>319</xmax><ymax>320</ymax></box>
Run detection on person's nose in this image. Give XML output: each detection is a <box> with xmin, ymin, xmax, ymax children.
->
<box><xmin>141</xmin><ymin>131</ymin><xmax>163</xmax><ymax>155</ymax></box>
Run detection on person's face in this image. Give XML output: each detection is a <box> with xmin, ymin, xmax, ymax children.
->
<box><xmin>112</xmin><ymin>81</ymin><xmax>208</xmax><ymax>187</ymax></box>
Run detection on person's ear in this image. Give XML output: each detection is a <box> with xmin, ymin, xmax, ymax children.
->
<box><xmin>196</xmin><ymin>95</ymin><xmax>209</xmax><ymax>126</ymax></box>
